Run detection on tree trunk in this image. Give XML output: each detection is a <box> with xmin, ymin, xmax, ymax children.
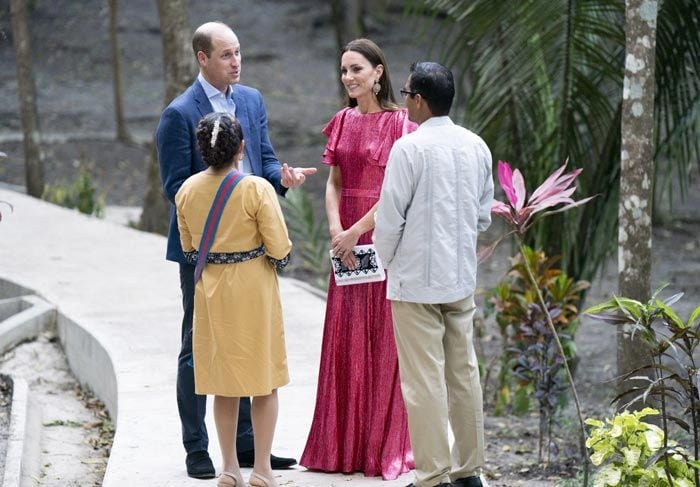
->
<box><xmin>138</xmin><ymin>0</ymin><xmax>195</xmax><ymax>234</ymax></box>
<box><xmin>329</xmin><ymin>0</ymin><xmax>366</xmax><ymax>101</ymax></box>
<box><xmin>330</xmin><ymin>0</ymin><xmax>366</xmax><ymax>50</ymax></box>
<box><xmin>109</xmin><ymin>0</ymin><xmax>130</xmax><ymax>142</ymax></box>
<box><xmin>9</xmin><ymin>0</ymin><xmax>45</xmax><ymax>198</ymax></box>
<box><xmin>617</xmin><ymin>0</ymin><xmax>658</xmax><ymax>406</ymax></box>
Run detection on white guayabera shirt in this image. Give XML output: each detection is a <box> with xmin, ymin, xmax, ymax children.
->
<box><xmin>373</xmin><ymin>116</ymin><xmax>494</xmax><ymax>304</ymax></box>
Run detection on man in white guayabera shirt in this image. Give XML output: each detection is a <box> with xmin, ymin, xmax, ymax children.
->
<box><xmin>374</xmin><ymin>62</ymin><xmax>494</xmax><ymax>487</ymax></box>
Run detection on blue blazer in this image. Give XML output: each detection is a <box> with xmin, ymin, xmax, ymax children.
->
<box><xmin>156</xmin><ymin>80</ymin><xmax>287</xmax><ymax>263</ymax></box>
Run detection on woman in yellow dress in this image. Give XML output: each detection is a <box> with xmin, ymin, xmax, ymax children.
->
<box><xmin>175</xmin><ymin>113</ymin><xmax>292</xmax><ymax>487</ymax></box>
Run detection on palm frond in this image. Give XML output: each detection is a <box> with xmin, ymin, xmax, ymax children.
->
<box><xmin>407</xmin><ymin>0</ymin><xmax>698</xmax><ymax>284</ymax></box>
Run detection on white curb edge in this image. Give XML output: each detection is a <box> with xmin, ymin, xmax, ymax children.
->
<box><xmin>2</xmin><ymin>376</ymin><xmax>42</xmax><ymax>487</ymax></box>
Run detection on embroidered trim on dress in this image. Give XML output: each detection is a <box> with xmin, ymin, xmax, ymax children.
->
<box><xmin>184</xmin><ymin>246</ymin><xmax>290</xmax><ymax>270</ymax></box>
<box><xmin>185</xmin><ymin>245</ymin><xmax>265</xmax><ymax>265</ymax></box>
<box><xmin>268</xmin><ymin>253</ymin><xmax>290</xmax><ymax>270</ymax></box>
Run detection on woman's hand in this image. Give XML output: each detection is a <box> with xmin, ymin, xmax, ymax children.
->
<box><xmin>329</xmin><ymin>224</ymin><xmax>343</xmax><ymax>240</ymax></box>
<box><xmin>331</xmin><ymin>227</ymin><xmax>361</xmax><ymax>270</ymax></box>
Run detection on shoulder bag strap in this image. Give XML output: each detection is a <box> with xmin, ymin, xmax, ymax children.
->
<box><xmin>194</xmin><ymin>170</ymin><xmax>246</xmax><ymax>283</ymax></box>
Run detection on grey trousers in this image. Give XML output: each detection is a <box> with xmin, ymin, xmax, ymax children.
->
<box><xmin>391</xmin><ymin>295</ymin><xmax>484</xmax><ymax>487</ymax></box>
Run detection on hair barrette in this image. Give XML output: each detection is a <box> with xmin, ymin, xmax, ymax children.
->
<box><xmin>210</xmin><ymin>117</ymin><xmax>221</xmax><ymax>148</ymax></box>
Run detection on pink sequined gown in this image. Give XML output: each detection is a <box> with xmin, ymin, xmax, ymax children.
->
<box><xmin>300</xmin><ymin>107</ymin><xmax>416</xmax><ymax>480</ymax></box>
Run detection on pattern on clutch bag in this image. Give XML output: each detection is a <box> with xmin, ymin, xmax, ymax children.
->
<box><xmin>331</xmin><ymin>247</ymin><xmax>380</xmax><ymax>276</ymax></box>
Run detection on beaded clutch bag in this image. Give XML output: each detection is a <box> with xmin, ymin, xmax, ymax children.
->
<box><xmin>329</xmin><ymin>244</ymin><xmax>386</xmax><ymax>286</ymax></box>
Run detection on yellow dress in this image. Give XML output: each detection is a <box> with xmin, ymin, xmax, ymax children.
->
<box><xmin>175</xmin><ymin>173</ymin><xmax>292</xmax><ymax>397</ymax></box>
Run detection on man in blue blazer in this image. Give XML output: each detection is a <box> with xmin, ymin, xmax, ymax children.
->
<box><xmin>156</xmin><ymin>21</ymin><xmax>314</xmax><ymax>479</ymax></box>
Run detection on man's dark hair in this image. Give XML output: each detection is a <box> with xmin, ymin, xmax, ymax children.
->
<box><xmin>196</xmin><ymin>113</ymin><xmax>244</xmax><ymax>170</ymax></box>
<box><xmin>408</xmin><ymin>62</ymin><xmax>455</xmax><ymax>116</ymax></box>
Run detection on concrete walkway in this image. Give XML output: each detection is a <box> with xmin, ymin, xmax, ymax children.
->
<box><xmin>0</xmin><ymin>189</ymin><xmax>414</xmax><ymax>486</ymax></box>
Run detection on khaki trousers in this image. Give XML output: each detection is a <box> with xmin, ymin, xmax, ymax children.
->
<box><xmin>391</xmin><ymin>295</ymin><xmax>484</xmax><ymax>487</ymax></box>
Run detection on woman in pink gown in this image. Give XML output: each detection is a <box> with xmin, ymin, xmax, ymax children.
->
<box><xmin>300</xmin><ymin>38</ymin><xmax>416</xmax><ymax>480</ymax></box>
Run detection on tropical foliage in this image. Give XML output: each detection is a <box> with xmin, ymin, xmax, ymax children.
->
<box><xmin>489</xmin><ymin>245</ymin><xmax>588</xmax><ymax>419</ymax></box>
<box><xmin>491</xmin><ymin>160</ymin><xmax>593</xmax><ymax>236</ymax></box>
<box><xmin>407</xmin><ymin>0</ymin><xmax>700</xmax><ymax>282</ymax></box>
<box><xmin>278</xmin><ymin>187</ymin><xmax>329</xmax><ymax>289</ymax></box>
<box><xmin>487</xmin><ymin>159</ymin><xmax>594</xmax><ymax>480</ymax></box>
<box><xmin>586</xmin><ymin>408</ymin><xmax>697</xmax><ymax>487</ymax></box>
<box><xmin>585</xmin><ymin>287</ymin><xmax>700</xmax><ymax>484</ymax></box>
<box><xmin>511</xmin><ymin>300</ymin><xmax>570</xmax><ymax>464</ymax></box>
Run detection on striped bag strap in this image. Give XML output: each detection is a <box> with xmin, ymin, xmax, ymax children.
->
<box><xmin>193</xmin><ymin>170</ymin><xmax>246</xmax><ymax>283</ymax></box>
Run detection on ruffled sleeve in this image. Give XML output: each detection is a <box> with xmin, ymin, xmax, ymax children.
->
<box><xmin>369</xmin><ymin>109</ymin><xmax>418</xmax><ymax>167</ymax></box>
<box><xmin>321</xmin><ymin>108</ymin><xmax>351</xmax><ymax>166</ymax></box>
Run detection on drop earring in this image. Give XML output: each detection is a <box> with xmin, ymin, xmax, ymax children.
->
<box><xmin>372</xmin><ymin>80</ymin><xmax>381</xmax><ymax>96</ymax></box>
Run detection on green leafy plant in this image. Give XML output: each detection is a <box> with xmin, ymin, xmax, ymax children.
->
<box><xmin>278</xmin><ymin>187</ymin><xmax>329</xmax><ymax>290</ymax></box>
<box><xmin>484</xmin><ymin>160</ymin><xmax>594</xmax><ymax>483</ymax></box>
<box><xmin>585</xmin><ymin>287</ymin><xmax>700</xmax><ymax>484</ymax></box>
<box><xmin>489</xmin><ymin>247</ymin><xmax>588</xmax><ymax>464</ymax></box>
<box><xmin>586</xmin><ymin>408</ymin><xmax>696</xmax><ymax>487</ymax></box>
<box><xmin>512</xmin><ymin>303</ymin><xmax>570</xmax><ymax>464</ymax></box>
<box><xmin>490</xmin><ymin>247</ymin><xmax>589</xmax><ymax>407</ymax></box>
<box><xmin>43</xmin><ymin>168</ymin><xmax>105</xmax><ymax>217</ymax></box>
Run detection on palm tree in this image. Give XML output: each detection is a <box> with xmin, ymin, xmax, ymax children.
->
<box><xmin>406</xmin><ymin>0</ymin><xmax>699</xmax><ymax>284</ymax></box>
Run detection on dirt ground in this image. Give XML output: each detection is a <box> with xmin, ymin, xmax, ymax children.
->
<box><xmin>0</xmin><ymin>333</ymin><xmax>114</xmax><ymax>486</ymax></box>
<box><xmin>1</xmin><ymin>0</ymin><xmax>699</xmax><ymax>485</ymax></box>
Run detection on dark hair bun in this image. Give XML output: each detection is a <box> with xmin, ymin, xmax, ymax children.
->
<box><xmin>196</xmin><ymin>112</ymin><xmax>244</xmax><ymax>170</ymax></box>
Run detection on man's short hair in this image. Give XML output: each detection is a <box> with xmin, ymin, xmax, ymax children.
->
<box><xmin>408</xmin><ymin>62</ymin><xmax>455</xmax><ymax>116</ymax></box>
<box><xmin>192</xmin><ymin>21</ymin><xmax>228</xmax><ymax>58</ymax></box>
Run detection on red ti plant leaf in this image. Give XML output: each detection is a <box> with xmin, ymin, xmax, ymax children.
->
<box><xmin>497</xmin><ymin>160</ymin><xmax>518</xmax><ymax>208</ymax></box>
<box><xmin>489</xmin><ymin>160</ymin><xmax>593</xmax><ymax>236</ymax></box>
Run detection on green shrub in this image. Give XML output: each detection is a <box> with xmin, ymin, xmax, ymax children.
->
<box><xmin>585</xmin><ymin>287</ymin><xmax>700</xmax><ymax>485</ymax></box>
<box><xmin>43</xmin><ymin>169</ymin><xmax>105</xmax><ymax>218</ymax></box>
<box><xmin>586</xmin><ymin>408</ymin><xmax>696</xmax><ymax>486</ymax></box>
<box><xmin>488</xmin><ymin>246</ymin><xmax>589</xmax><ymax>415</ymax></box>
